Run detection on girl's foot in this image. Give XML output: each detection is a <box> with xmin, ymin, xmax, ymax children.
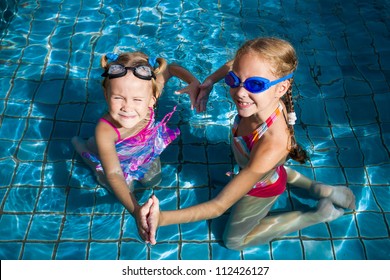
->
<box><xmin>310</xmin><ymin>182</ymin><xmax>356</xmax><ymax>209</ymax></box>
<box><xmin>316</xmin><ymin>198</ymin><xmax>344</xmax><ymax>222</ymax></box>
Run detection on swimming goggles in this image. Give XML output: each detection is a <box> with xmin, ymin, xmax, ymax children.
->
<box><xmin>101</xmin><ymin>64</ymin><xmax>156</xmax><ymax>80</ymax></box>
<box><xmin>225</xmin><ymin>71</ymin><xmax>293</xmax><ymax>94</ymax></box>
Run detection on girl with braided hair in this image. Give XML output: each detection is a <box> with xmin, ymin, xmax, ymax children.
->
<box><xmin>141</xmin><ymin>37</ymin><xmax>355</xmax><ymax>249</ymax></box>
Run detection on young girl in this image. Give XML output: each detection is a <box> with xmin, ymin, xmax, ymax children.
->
<box><xmin>72</xmin><ymin>51</ymin><xmax>200</xmax><ymax>241</ymax></box>
<box><xmin>141</xmin><ymin>37</ymin><xmax>356</xmax><ymax>249</ymax></box>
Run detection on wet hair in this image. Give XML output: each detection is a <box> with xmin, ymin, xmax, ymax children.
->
<box><xmin>234</xmin><ymin>37</ymin><xmax>308</xmax><ymax>164</ymax></box>
<box><xmin>100</xmin><ymin>51</ymin><xmax>168</xmax><ymax>99</ymax></box>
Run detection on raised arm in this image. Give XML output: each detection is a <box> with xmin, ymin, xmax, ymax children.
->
<box><xmin>195</xmin><ymin>60</ymin><xmax>233</xmax><ymax>112</ymax></box>
<box><xmin>159</xmin><ymin>63</ymin><xmax>201</xmax><ymax>110</ymax></box>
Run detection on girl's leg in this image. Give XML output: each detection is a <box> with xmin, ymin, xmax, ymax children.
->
<box><xmin>72</xmin><ymin>136</ymin><xmax>130</xmax><ymax>192</ymax></box>
<box><xmin>140</xmin><ymin>157</ymin><xmax>162</xmax><ymax>188</ymax></box>
<box><xmin>285</xmin><ymin>167</ymin><xmax>355</xmax><ymax>209</ymax></box>
<box><xmin>223</xmin><ymin>195</ymin><xmax>278</xmax><ymax>250</ymax></box>
<box><xmin>223</xmin><ymin>195</ymin><xmax>344</xmax><ymax>251</ymax></box>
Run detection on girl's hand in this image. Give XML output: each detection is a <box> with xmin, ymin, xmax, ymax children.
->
<box><xmin>175</xmin><ymin>80</ymin><xmax>201</xmax><ymax>112</ymax></box>
<box><xmin>195</xmin><ymin>79</ymin><xmax>214</xmax><ymax>113</ymax></box>
<box><xmin>147</xmin><ymin>195</ymin><xmax>160</xmax><ymax>245</ymax></box>
<box><xmin>134</xmin><ymin>198</ymin><xmax>153</xmax><ymax>243</ymax></box>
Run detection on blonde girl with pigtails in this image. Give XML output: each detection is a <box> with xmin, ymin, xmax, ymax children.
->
<box><xmin>72</xmin><ymin>51</ymin><xmax>200</xmax><ymax>241</ymax></box>
<box><xmin>142</xmin><ymin>37</ymin><xmax>356</xmax><ymax>249</ymax></box>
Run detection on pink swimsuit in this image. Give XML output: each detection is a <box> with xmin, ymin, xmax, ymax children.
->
<box><xmin>82</xmin><ymin>107</ymin><xmax>179</xmax><ymax>182</ymax></box>
<box><xmin>231</xmin><ymin>103</ymin><xmax>287</xmax><ymax>198</ymax></box>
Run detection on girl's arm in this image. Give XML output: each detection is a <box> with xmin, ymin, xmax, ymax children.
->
<box><xmin>95</xmin><ymin>122</ymin><xmax>150</xmax><ymax>240</ymax></box>
<box><xmin>196</xmin><ymin>60</ymin><xmax>233</xmax><ymax>112</ymax></box>
<box><xmin>164</xmin><ymin>63</ymin><xmax>201</xmax><ymax>111</ymax></box>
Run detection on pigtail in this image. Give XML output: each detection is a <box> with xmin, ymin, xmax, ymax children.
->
<box><xmin>283</xmin><ymin>84</ymin><xmax>308</xmax><ymax>164</ymax></box>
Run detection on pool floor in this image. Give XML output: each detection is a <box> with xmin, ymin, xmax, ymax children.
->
<box><xmin>0</xmin><ymin>0</ymin><xmax>389</xmax><ymax>260</ymax></box>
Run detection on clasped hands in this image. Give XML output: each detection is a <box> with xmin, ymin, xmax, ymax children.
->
<box><xmin>134</xmin><ymin>195</ymin><xmax>160</xmax><ymax>245</ymax></box>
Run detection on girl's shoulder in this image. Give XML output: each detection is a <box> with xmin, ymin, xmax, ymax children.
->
<box><xmin>96</xmin><ymin>115</ymin><xmax>120</xmax><ymax>142</ymax></box>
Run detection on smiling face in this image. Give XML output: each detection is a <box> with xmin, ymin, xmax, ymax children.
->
<box><xmin>105</xmin><ymin>71</ymin><xmax>155</xmax><ymax>129</ymax></box>
<box><xmin>230</xmin><ymin>51</ymin><xmax>290</xmax><ymax>121</ymax></box>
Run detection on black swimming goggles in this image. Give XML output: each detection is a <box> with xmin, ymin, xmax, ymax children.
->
<box><xmin>225</xmin><ymin>71</ymin><xmax>293</xmax><ymax>94</ymax></box>
<box><xmin>101</xmin><ymin>64</ymin><xmax>156</xmax><ymax>80</ymax></box>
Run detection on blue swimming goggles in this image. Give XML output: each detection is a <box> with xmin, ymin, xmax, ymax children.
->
<box><xmin>225</xmin><ymin>71</ymin><xmax>293</xmax><ymax>94</ymax></box>
<box><xmin>101</xmin><ymin>64</ymin><xmax>156</xmax><ymax>80</ymax></box>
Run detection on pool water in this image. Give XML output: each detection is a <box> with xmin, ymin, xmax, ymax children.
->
<box><xmin>0</xmin><ymin>0</ymin><xmax>389</xmax><ymax>260</ymax></box>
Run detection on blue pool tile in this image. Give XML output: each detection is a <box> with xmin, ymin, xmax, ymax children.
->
<box><xmin>119</xmin><ymin>242</ymin><xmax>148</xmax><ymax>260</ymax></box>
<box><xmin>94</xmin><ymin>192</ymin><xmax>124</xmax><ymax>214</ymax></box>
<box><xmin>210</xmin><ymin>215</ymin><xmax>228</xmax><ymax>242</ymax></box>
<box><xmin>211</xmin><ymin>243</ymin><xmax>241</xmax><ymax>260</ymax></box>
<box><xmin>91</xmin><ymin>214</ymin><xmax>121</xmax><ymax>240</ymax></box>
<box><xmin>27</xmin><ymin>214</ymin><xmax>63</xmax><ymax>241</ymax></box>
<box><xmin>122</xmin><ymin>214</ymin><xmax>141</xmax><ymax>240</ymax></box>
<box><xmin>301</xmin><ymin>222</ymin><xmax>331</xmax><ymax>239</ymax></box>
<box><xmin>367</xmin><ymin>164</ymin><xmax>390</xmax><ymax>185</ymax></box>
<box><xmin>1</xmin><ymin>117</ymin><xmax>26</xmax><ymax>140</ymax></box>
<box><xmin>34</xmin><ymin>80</ymin><xmax>64</xmax><ymax>104</ymax></box>
<box><xmin>344</xmin><ymin>167</ymin><xmax>369</xmax><ymax>185</ymax></box>
<box><xmin>328</xmin><ymin>214</ymin><xmax>358</xmax><ymax>238</ymax></box>
<box><xmin>180</xmin><ymin>243</ymin><xmax>210</xmax><ymax>260</ymax></box>
<box><xmin>8</xmin><ymin>79</ymin><xmax>38</xmax><ymax>100</ymax></box>
<box><xmin>205</xmin><ymin>124</ymin><xmax>230</xmax><ymax>144</ymax></box>
<box><xmin>0</xmin><ymin>140</ymin><xmax>17</xmax><ymax>159</ymax></box>
<box><xmin>0</xmin><ymin>188</ymin><xmax>7</xmax><ymax>206</ymax></box>
<box><xmin>356</xmin><ymin>212</ymin><xmax>388</xmax><ymax>238</ymax></box>
<box><xmin>302</xmin><ymin>240</ymin><xmax>334</xmax><ymax>260</ymax></box>
<box><xmin>0</xmin><ymin>158</ymin><xmax>16</xmax><ymax>187</ymax></box>
<box><xmin>61</xmin><ymin>214</ymin><xmax>91</xmax><ymax>240</ymax></box>
<box><xmin>13</xmin><ymin>162</ymin><xmax>43</xmax><ymax>187</ymax></box>
<box><xmin>335</xmin><ymin>137</ymin><xmax>364</xmax><ymax>167</ymax></box>
<box><xmin>333</xmin><ymin>240</ymin><xmax>366</xmax><ymax>260</ymax></box>
<box><xmin>46</xmin><ymin>139</ymin><xmax>75</xmax><ymax>161</ymax></box>
<box><xmin>151</xmin><ymin>243</ymin><xmax>179</xmax><ymax>260</ymax></box>
<box><xmin>23</xmin><ymin>119</ymin><xmax>53</xmax><ymax>140</ymax></box>
<box><xmin>62</xmin><ymin>80</ymin><xmax>89</xmax><ymax>103</ymax></box>
<box><xmin>31</xmin><ymin>103</ymin><xmax>57</xmax><ymax>119</ymax></box>
<box><xmin>4</xmin><ymin>100</ymin><xmax>31</xmax><ymax>118</ymax></box>
<box><xmin>0</xmin><ymin>242</ymin><xmax>22</xmax><ymax>259</ymax></box>
<box><xmin>242</xmin><ymin>244</ymin><xmax>272</xmax><ymax>260</ymax></box>
<box><xmin>68</xmin><ymin>162</ymin><xmax>99</xmax><ymax>189</ymax></box>
<box><xmin>179</xmin><ymin>164</ymin><xmax>209</xmax><ymax>188</ymax></box>
<box><xmin>52</xmin><ymin>121</ymin><xmax>80</xmax><ymax>139</ymax></box>
<box><xmin>43</xmin><ymin>162</ymin><xmax>72</xmax><ymax>186</ymax></box>
<box><xmin>272</xmin><ymin>240</ymin><xmax>304</xmax><ymax>260</ymax></box>
<box><xmin>36</xmin><ymin>187</ymin><xmax>67</xmax><ymax>212</ymax></box>
<box><xmin>56</xmin><ymin>104</ymin><xmax>85</xmax><ymax>122</ymax></box>
<box><xmin>55</xmin><ymin>242</ymin><xmax>88</xmax><ymax>260</ymax></box>
<box><xmin>22</xmin><ymin>243</ymin><xmax>55</xmax><ymax>260</ymax></box>
<box><xmin>314</xmin><ymin>167</ymin><xmax>346</xmax><ymax>185</ymax></box>
<box><xmin>66</xmin><ymin>188</ymin><xmax>95</xmax><ymax>214</ymax></box>
<box><xmin>207</xmin><ymin>143</ymin><xmax>231</xmax><ymax>163</ymax></box>
<box><xmin>358</xmin><ymin>135</ymin><xmax>390</xmax><ymax>165</ymax></box>
<box><xmin>181</xmin><ymin>220</ymin><xmax>209</xmax><ymax>241</ymax></box>
<box><xmin>0</xmin><ymin>214</ymin><xmax>31</xmax><ymax>240</ymax></box>
<box><xmin>353</xmin><ymin>186</ymin><xmax>381</xmax><ymax>211</ymax></box>
<box><xmin>16</xmin><ymin>140</ymin><xmax>47</xmax><ymax>161</ymax></box>
<box><xmin>363</xmin><ymin>239</ymin><xmax>390</xmax><ymax>260</ymax></box>
<box><xmin>89</xmin><ymin>242</ymin><xmax>119</xmax><ymax>260</ymax></box>
<box><xmin>82</xmin><ymin>102</ymin><xmax>105</xmax><ymax>122</ymax></box>
<box><xmin>3</xmin><ymin>187</ymin><xmax>39</xmax><ymax>212</ymax></box>
<box><xmin>371</xmin><ymin>186</ymin><xmax>390</xmax><ymax>211</ymax></box>
<box><xmin>182</xmin><ymin>144</ymin><xmax>207</xmax><ymax>163</ymax></box>
<box><xmin>325</xmin><ymin>99</ymin><xmax>349</xmax><ymax>125</ymax></box>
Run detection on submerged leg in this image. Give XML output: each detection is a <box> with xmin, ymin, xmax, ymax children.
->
<box><xmin>223</xmin><ymin>195</ymin><xmax>344</xmax><ymax>251</ymax></box>
<box><xmin>285</xmin><ymin>167</ymin><xmax>355</xmax><ymax>209</ymax></box>
<box><xmin>140</xmin><ymin>157</ymin><xmax>162</xmax><ymax>188</ymax></box>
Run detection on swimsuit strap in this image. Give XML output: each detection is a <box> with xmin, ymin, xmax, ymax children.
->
<box><xmin>233</xmin><ymin>102</ymin><xmax>284</xmax><ymax>150</ymax></box>
<box><xmin>252</xmin><ymin>102</ymin><xmax>284</xmax><ymax>142</ymax></box>
<box><xmin>100</xmin><ymin>118</ymin><xmax>122</xmax><ymax>141</ymax></box>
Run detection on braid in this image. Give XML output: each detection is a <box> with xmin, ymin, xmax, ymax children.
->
<box><xmin>284</xmin><ymin>83</ymin><xmax>308</xmax><ymax>164</ymax></box>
